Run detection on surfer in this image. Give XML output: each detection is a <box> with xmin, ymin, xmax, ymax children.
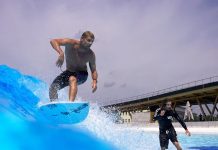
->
<box><xmin>49</xmin><ymin>31</ymin><xmax>98</xmax><ymax>102</ymax></box>
<box><xmin>153</xmin><ymin>99</ymin><xmax>191</xmax><ymax>150</ymax></box>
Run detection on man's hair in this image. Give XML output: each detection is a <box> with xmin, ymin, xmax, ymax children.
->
<box><xmin>81</xmin><ymin>31</ymin><xmax>95</xmax><ymax>40</ymax></box>
<box><xmin>161</xmin><ymin>98</ymin><xmax>172</xmax><ymax>109</ymax></box>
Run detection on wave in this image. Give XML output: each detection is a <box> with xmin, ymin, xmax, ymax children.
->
<box><xmin>0</xmin><ymin>65</ymin><xmax>116</xmax><ymax>150</ymax></box>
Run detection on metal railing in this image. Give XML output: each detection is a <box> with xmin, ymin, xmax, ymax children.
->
<box><xmin>104</xmin><ymin>76</ymin><xmax>218</xmax><ymax>106</ymax></box>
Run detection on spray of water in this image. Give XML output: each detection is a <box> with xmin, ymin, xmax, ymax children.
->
<box><xmin>68</xmin><ymin>103</ymin><xmax>157</xmax><ymax>150</ymax></box>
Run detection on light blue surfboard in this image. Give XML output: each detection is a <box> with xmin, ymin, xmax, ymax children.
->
<box><xmin>38</xmin><ymin>101</ymin><xmax>89</xmax><ymax>124</ymax></box>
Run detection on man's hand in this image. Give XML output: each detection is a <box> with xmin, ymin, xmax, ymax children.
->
<box><xmin>56</xmin><ymin>52</ymin><xmax>64</xmax><ymax>68</ymax></box>
<box><xmin>185</xmin><ymin>129</ymin><xmax>191</xmax><ymax>136</ymax></box>
<box><xmin>154</xmin><ymin>108</ymin><xmax>161</xmax><ymax>117</ymax></box>
<box><xmin>92</xmin><ymin>80</ymin><xmax>97</xmax><ymax>93</ymax></box>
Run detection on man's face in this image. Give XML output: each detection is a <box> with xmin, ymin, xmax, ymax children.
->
<box><xmin>165</xmin><ymin>101</ymin><xmax>172</xmax><ymax>110</ymax></box>
<box><xmin>81</xmin><ymin>36</ymin><xmax>94</xmax><ymax>48</ymax></box>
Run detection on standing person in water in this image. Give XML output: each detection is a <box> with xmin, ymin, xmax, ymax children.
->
<box><xmin>153</xmin><ymin>99</ymin><xmax>191</xmax><ymax>150</ymax></box>
<box><xmin>49</xmin><ymin>31</ymin><xmax>98</xmax><ymax>102</ymax></box>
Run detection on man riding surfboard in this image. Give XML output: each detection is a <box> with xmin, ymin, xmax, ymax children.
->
<box><xmin>49</xmin><ymin>31</ymin><xmax>98</xmax><ymax>102</ymax></box>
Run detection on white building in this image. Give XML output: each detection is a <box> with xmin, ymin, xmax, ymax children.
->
<box><xmin>120</xmin><ymin>111</ymin><xmax>132</xmax><ymax>123</ymax></box>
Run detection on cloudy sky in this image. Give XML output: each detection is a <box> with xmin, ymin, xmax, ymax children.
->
<box><xmin>1</xmin><ymin>0</ymin><xmax>218</xmax><ymax>105</ymax></box>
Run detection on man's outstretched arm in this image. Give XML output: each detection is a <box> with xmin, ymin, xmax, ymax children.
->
<box><xmin>50</xmin><ymin>38</ymin><xmax>79</xmax><ymax>67</ymax></box>
<box><xmin>173</xmin><ymin>111</ymin><xmax>191</xmax><ymax>136</ymax></box>
<box><xmin>50</xmin><ymin>38</ymin><xmax>79</xmax><ymax>55</ymax></box>
<box><xmin>173</xmin><ymin>111</ymin><xmax>187</xmax><ymax>130</ymax></box>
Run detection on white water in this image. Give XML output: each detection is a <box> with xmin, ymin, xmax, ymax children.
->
<box><xmin>67</xmin><ymin>103</ymin><xmax>218</xmax><ymax>150</ymax></box>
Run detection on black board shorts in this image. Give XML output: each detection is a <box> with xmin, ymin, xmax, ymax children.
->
<box><xmin>51</xmin><ymin>70</ymin><xmax>88</xmax><ymax>90</ymax></box>
<box><xmin>159</xmin><ymin>127</ymin><xmax>178</xmax><ymax>149</ymax></box>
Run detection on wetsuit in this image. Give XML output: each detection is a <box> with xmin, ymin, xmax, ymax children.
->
<box><xmin>153</xmin><ymin>108</ymin><xmax>187</xmax><ymax>149</ymax></box>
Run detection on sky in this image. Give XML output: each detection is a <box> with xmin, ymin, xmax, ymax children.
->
<box><xmin>1</xmin><ymin>0</ymin><xmax>218</xmax><ymax>106</ymax></box>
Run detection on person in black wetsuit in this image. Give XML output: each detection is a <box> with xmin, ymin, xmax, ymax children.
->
<box><xmin>153</xmin><ymin>99</ymin><xmax>191</xmax><ymax>150</ymax></box>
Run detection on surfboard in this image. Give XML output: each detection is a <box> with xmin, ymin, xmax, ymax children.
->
<box><xmin>38</xmin><ymin>101</ymin><xmax>89</xmax><ymax>124</ymax></box>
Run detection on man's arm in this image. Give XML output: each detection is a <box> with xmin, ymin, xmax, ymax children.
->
<box><xmin>173</xmin><ymin>111</ymin><xmax>188</xmax><ymax>130</ymax></box>
<box><xmin>89</xmin><ymin>51</ymin><xmax>98</xmax><ymax>92</ymax></box>
<box><xmin>173</xmin><ymin>111</ymin><xmax>191</xmax><ymax>136</ymax></box>
<box><xmin>89</xmin><ymin>52</ymin><xmax>98</xmax><ymax>80</ymax></box>
<box><xmin>50</xmin><ymin>38</ymin><xmax>79</xmax><ymax>55</ymax></box>
<box><xmin>91</xmin><ymin>70</ymin><xmax>98</xmax><ymax>81</ymax></box>
<box><xmin>153</xmin><ymin>108</ymin><xmax>161</xmax><ymax>121</ymax></box>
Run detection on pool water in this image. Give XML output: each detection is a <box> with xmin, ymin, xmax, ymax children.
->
<box><xmin>0</xmin><ymin>65</ymin><xmax>218</xmax><ymax>150</ymax></box>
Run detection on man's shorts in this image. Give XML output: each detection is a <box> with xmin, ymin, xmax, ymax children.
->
<box><xmin>159</xmin><ymin>127</ymin><xmax>178</xmax><ymax>149</ymax></box>
<box><xmin>51</xmin><ymin>70</ymin><xmax>88</xmax><ymax>90</ymax></box>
